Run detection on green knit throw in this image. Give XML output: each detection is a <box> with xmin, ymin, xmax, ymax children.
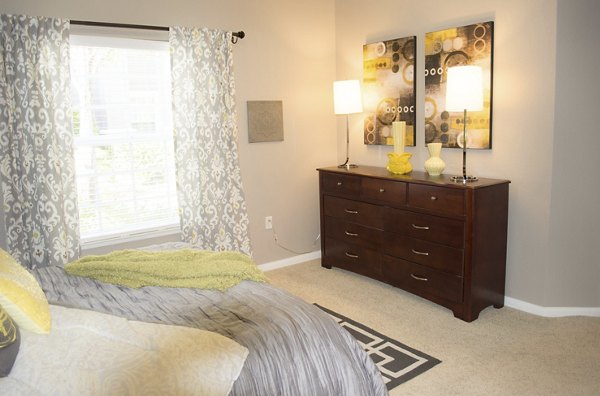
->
<box><xmin>65</xmin><ymin>249</ymin><xmax>268</xmax><ymax>291</ymax></box>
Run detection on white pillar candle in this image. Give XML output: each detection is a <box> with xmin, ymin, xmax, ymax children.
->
<box><xmin>392</xmin><ymin>121</ymin><xmax>405</xmax><ymax>154</ymax></box>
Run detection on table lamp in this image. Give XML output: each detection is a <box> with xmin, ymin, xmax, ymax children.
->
<box><xmin>445</xmin><ymin>65</ymin><xmax>484</xmax><ymax>183</ymax></box>
<box><xmin>333</xmin><ymin>80</ymin><xmax>363</xmax><ymax>169</ymax></box>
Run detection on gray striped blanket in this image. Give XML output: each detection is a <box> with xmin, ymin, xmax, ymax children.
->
<box><xmin>34</xmin><ymin>266</ymin><xmax>388</xmax><ymax>396</ymax></box>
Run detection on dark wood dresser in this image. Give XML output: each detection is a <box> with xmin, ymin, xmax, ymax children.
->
<box><xmin>317</xmin><ymin>166</ymin><xmax>510</xmax><ymax>322</ymax></box>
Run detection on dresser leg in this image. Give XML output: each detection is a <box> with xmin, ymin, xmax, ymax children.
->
<box><xmin>453</xmin><ymin>308</ymin><xmax>480</xmax><ymax>322</ymax></box>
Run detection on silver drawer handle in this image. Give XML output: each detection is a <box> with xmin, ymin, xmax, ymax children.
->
<box><xmin>411</xmin><ymin>249</ymin><xmax>429</xmax><ymax>256</ymax></box>
<box><xmin>411</xmin><ymin>224</ymin><xmax>430</xmax><ymax>230</ymax></box>
<box><xmin>344</xmin><ymin>231</ymin><xmax>358</xmax><ymax>237</ymax></box>
<box><xmin>430</xmin><ymin>196</ymin><xmax>438</xmax><ymax>200</ymax></box>
<box><xmin>345</xmin><ymin>252</ymin><xmax>359</xmax><ymax>259</ymax></box>
<box><xmin>411</xmin><ymin>273</ymin><xmax>429</xmax><ymax>282</ymax></box>
<box><xmin>344</xmin><ymin>209</ymin><xmax>358</xmax><ymax>214</ymax></box>
<box><xmin>379</xmin><ymin>188</ymin><xmax>385</xmax><ymax>193</ymax></box>
<box><xmin>337</xmin><ymin>182</ymin><xmax>343</xmax><ymax>186</ymax></box>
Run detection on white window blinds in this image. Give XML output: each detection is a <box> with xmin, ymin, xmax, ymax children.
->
<box><xmin>70</xmin><ymin>35</ymin><xmax>179</xmax><ymax>244</ymax></box>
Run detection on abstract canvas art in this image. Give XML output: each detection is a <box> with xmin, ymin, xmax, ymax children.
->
<box><xmin>363</xmin><ymin>36</ymin><xmax>416</xmax><ymax>146</ymax></box>
<box><xmin>247</xmin><ymin>100</ymin><xmax>284</xmax><ymax>143</ymax></box>
<box><xmin>424</xmin><ymin>22</ymin><xmax>494</xmax><ymax>149</ymax></box>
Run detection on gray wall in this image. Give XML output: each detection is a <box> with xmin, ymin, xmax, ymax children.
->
<box><xmin>547</xmin><ymin>0</ymin><xmax>600</xmax><ymax>306</ymax></box>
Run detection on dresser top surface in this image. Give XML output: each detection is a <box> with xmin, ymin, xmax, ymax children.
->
<box><xmin>317</xmin><ymin>166</ymin><xmax>510</xmax><ymax>189</ymax></box>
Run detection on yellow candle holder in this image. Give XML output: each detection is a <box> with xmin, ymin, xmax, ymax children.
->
<box><xmin>386</xmin><ymin>152</ymin><xmax>412</xmax><ymax>175</ymax></box>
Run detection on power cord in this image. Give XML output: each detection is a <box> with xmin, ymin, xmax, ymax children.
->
<box><xmin>271</xmin><ymin>224</ymin><xmax>320</xmax><ymax>255</ymax></box>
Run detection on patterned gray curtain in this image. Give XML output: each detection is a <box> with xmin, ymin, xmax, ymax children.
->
<box><xmin>169</xmin><ymin>27</ymin><xmax>251</xmax><ymax>256</ymax></box>
<box><xmin>0</xmin><ymin>14</ymin><xmax>80</xmax><ymax>269</ymax></box>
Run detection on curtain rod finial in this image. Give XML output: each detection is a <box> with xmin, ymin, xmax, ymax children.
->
<box><xmin>231</xmin><ymin>31</ymin><xmax>245</xmax><ymax>44</ymax></box>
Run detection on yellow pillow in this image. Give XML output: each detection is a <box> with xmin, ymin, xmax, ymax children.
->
<box><xmin>0</xmin><ymin>248</ymin><xmax>51</xmax><ymax>334</ymax></box>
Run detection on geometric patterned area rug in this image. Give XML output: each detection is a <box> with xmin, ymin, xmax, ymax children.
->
<box><xmin>315</xmin><ymin>304</ymin><xmax>441</xmax><ymax>391</ymax></box>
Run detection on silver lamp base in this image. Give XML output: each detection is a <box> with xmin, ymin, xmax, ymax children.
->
<box><xmin>452</xmin><ymin>109</ymin><xmax>477</xmax><ymax>184</ymax></box>
<box><xmin>451</xmin><ymin>175</ymin><xmax>479</xmax><ymax>184</ymax></box>
<box><xmin>338</xmin><ymin>162</ymin><xmax>358</xmax><ymax>169</ymax></box>
<box><xmin>338</xmin><ymin>114</ymin><xmax>358</xmax><ymax>170</ymax></box>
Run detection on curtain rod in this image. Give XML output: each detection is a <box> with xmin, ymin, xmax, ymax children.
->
<box><xmin>70</xmin><ymin>20</ymin><xmax>245</xmax><ymax>44</ymax></box>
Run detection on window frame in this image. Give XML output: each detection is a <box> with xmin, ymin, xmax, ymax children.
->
<box><xmin>69</xmin><ymin>29</ymin><xmax>180</xmax><ymax>248</ymax></box>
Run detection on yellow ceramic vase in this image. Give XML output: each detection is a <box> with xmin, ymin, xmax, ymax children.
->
<box><xmin>386</xmin><ymin>152</ymin><xmax>413</xmax><ymax>175</ymax></box>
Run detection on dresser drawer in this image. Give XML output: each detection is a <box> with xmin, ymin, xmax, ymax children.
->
<box><xmin>382</xmin><ymin>255</ymin><xmax>463</xmax><ymax>303</ymax></box>
<box><xmin>408</xmin><ymin>184</ymin><xmax>465</xmax><ymax>216</ymax></box>
<box><xmin>321</xmin><ymin>172</ymin><xmax>360</xmax><ymax>197</ymax></box>
<box><xmin>323</xmin><ymin>195</ymin><xmax>384</xmax><ymax>229</ymax></box>
<box><xmin>384</xmin><ymin>208</ymin><xmax>464</xmax><ymax>248</ymax></box>
<box><xmin>325</xmin><ymin>216</ymin><xmax>382</xmax><ymax>250</ymax></box>
<box><xmin>361</xmin><ymin>177</ymin><xmax>406</xmax><ymax>205</ymax></box>
<box><xmin>324</xmin><ymin>238</ymin><xmax>382</xmax><ymax>278</ymax></box>
<box><xmin>383</xmin><ymin>234</ymin><xmax>463</xmax><ymax>275</ymax></box>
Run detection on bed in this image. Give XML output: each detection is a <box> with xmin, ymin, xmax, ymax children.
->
<box><xmin>1</xmin><ymin>243</ymin><xmax>388</xmax><ymax>395</ymax></box>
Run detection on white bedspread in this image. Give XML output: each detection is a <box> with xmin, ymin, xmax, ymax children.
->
<box><xmin>1</xmin><ymin>305</ymin><xmax>248</xmax><ymax>395</ymax></box>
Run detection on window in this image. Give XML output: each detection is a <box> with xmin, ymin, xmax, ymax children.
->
<box><xmin>70</xmin><ymin>34</ymin><xmax>179</xmax><ymax>246</ymax></box>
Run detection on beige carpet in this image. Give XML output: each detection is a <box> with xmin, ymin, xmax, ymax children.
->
<box><xmin>267</xmin><ymin>259</ymin><xmax>600</xmax><ymax>395</ymax></box>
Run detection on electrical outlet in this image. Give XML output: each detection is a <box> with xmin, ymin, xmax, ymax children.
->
<box><xmin>265</xmin><ymin>216</ymin><xmax>273</xmax><ymax>230</ymax></box>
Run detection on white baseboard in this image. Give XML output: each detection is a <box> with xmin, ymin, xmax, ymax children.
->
<box><xmin>258</xmin><ymin>253</ymin><xmax>600</xmax><ymax>318</ymax></box>
<box><xmin>504</xmin><ymin>297</ymin><xmax>600</xmax><ymax>318</ymax></box>
<box><xmin>258</xmin><ymin>250</ymin><xmax>321</xmax><ymax>272</ymax></box>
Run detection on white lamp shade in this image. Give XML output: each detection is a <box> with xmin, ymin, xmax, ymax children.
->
<box><xmin>333</xmin><ymin>80</ymin><xmax>363</xmax><ymax>115</ymax></box>
<box><xmin>445</xmin><ymin>66</ymin><xmax>484</xmax><ymax>112</ymax></box>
